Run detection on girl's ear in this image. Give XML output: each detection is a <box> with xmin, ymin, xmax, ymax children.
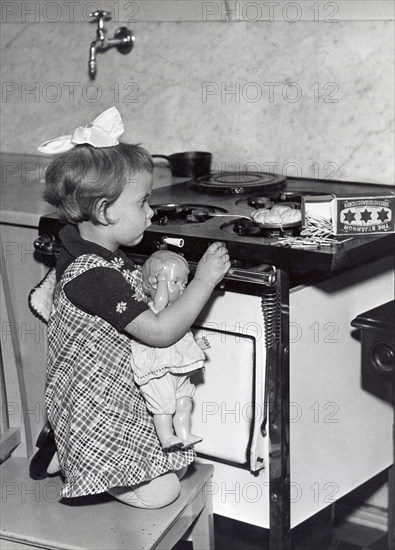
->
<box><xmin>95</xmin><ymin>198</ymin><xmax>109</xmax><ymax>225</ymax></box>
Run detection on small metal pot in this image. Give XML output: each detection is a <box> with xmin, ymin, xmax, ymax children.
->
<box><xmin>152</xmin><ymin>151</ymin><xmax>212</xmax><ymax>179</ymax></box>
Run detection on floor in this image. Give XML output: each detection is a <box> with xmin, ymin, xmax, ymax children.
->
<box><xmin>213</xmin><ymin>515</ymin><xmax>389</xmax><ymax>550</ymax></box>
<box><xmin>175</xmin><ymin>511</ymin><xmax>390</xmax><ymax>550</ymax></box>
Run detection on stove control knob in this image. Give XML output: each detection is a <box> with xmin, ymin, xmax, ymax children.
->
<box><xmin>162</xmin><ymin>237</ymin><xmax>184</xmax><ymax>248</ymax></box>
<box><xmin>154</xmin><ymin>240</ymin><xmax>167</xmax><ymax>250</ymax></box>
<box><xmin>371</xmin><ymin>342</ymin><xmax>394</xmax><ymax>376</ymax></box>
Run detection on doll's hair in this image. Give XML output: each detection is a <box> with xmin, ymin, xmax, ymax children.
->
<box><xmin>142</xmin><ymin>251</ymin><xmax>189</xmax><ymax>295</ymax></box>
<box><xmin>43</xmin><ymin>143</ymin><xmax>153</xmax><ymax>224</ymax></box>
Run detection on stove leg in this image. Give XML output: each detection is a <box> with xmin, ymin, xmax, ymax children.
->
<box><xmin>389</xmin><ymin>381</ymin><xmax>395</xmax><ymax>550</ymax></box>
<box><xmin>389</xmin><ymin>466</ymin><xmax>394</xmax><ymax>550</ymax></box>
<box><xmin>268</xmin><ymin>269</ymin><xmax>291</xmax><ymax>550</ymax></box>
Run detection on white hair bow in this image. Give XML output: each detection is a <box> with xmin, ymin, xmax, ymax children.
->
<box><xmin>37</xmin><ymin>106</ymin><xmax>124</xmax><ymax>155</ymax></box>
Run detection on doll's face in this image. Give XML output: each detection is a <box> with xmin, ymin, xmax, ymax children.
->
<box><xmin>164</xmin><ymin>263</ymin><xmax>189</xmax><ymax>303</ymax></box>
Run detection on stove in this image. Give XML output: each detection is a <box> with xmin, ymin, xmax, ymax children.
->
<box><xmin>31</xmin><ymin>170</ymin><xmax>395</xmax><ymax>536</ymax></box>
<box><xmin>35</xmin><ymin>173</ymin><xmax>395</xmax><ymax>281</ymax></box>
<box><xmin>128</xmin><ymin>175</ymin><xmax>395</xmax><ymax>274</ymax></box>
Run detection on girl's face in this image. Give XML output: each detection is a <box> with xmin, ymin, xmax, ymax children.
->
<box><xmin>163</xmin><ymin>263</ymin><xmax>189</xmax><ymax>303</ymax></box>
<box><xmin>105</xmin><ymin>170</ymin><xmax>154</xmax><ymax>249</ymax></box>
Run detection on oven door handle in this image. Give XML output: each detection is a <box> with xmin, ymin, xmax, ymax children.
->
<box><xmin>225</xmin><ymin>266</ymin><xmax>276</xmax><ymax>286</ymax></box>
<box><xmin>187</xmin><ymin>262</ymin><xmax>276</xmax><ymax>286</ymax></box>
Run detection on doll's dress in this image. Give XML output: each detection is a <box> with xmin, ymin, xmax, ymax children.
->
<box><xmin>131</xmin><ymin>302</ymin><xmax>205</xmax><ymax>387</ymax></box>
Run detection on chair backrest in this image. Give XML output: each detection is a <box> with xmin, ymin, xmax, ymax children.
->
<box><xmin>0</xmin><ymin>268</ymin><xmax>32</xmax><ymax>460</ymax></box>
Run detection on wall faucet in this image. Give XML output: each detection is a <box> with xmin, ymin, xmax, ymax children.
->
<box><xmin>88</xmin><ymin>10</ymin><xmax>134</xmax><ymax>80</ymax></box>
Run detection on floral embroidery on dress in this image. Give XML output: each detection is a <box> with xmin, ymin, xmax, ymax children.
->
<box><xmin>111</xmin><ymin>257</ymin><xmax>124</xmax><ymax>269</ymax></box>
<box><xmin>132</xmin><ymin>287</ymin><xmax>146</xmax><ymax>302</ymax></box>
<box><xmin>124</xmin><ymin>268</ymin><xmax>146</xmax><ymax>302</ymax></box>
<box><xmin>116</xmin><ymin>301</ymin><xmax>127</xmax><ymax>313</ymax></box>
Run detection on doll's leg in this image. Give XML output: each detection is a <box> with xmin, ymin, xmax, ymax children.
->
<box><xmin>140</xmin><ymin>376</ymin><xmax>183</xmax><ymax>450</ymax></box>
<box><xmin>153</xmin><ymin>415</ymin><xmax>183</xmax><ymax>450</ymax></box>
<box><xmin>173</xmin><ymin>376</ymin><xmax>202</xmax><ymax>449</ymax></box>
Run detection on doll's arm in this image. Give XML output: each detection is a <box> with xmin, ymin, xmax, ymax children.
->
<box><xmin>152</xmin><ymin>269</ymin><xmax>169</xmax><ymax>313</ymax></box>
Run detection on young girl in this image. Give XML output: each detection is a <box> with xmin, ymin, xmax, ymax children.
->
<box><xmin>36</xmin><ymin>106</ymin><xmax>230</xmax><ymax>508</ymax></box>
<box><xmin>133</xmin><ymin>250</ymin><xmax>207</xmax><ymax>451</ymax></box>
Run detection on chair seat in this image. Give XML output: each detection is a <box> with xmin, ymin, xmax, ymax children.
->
<box><xmin>0</xmin><ymin>457</ymin><xmax>214</xmax><ymax>550</ymax></box>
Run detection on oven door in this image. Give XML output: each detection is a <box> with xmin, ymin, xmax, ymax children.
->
<box><xmin>191</xmin><ymin>289</ymin><xmax>268</xmax><ymax>472</ymax></box>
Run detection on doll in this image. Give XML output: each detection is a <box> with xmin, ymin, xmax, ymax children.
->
<box><xmin>131</xmin><ymin>250</ymin><xmax>208</xmax><ymax>451</ymax></box>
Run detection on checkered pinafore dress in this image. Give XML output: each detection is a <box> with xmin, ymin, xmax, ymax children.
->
<box><xmin>46</xmin><ymin>253</ymin><xmax>194</xmax><ymax>498</ymax></box>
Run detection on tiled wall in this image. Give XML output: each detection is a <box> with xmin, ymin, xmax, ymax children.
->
<box><xmin>1</xmin><ymin>2</ymin><xmax>393</xmax><ymax>185</ymax></box>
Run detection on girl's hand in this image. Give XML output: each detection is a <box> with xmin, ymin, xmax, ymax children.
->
<box><xmin>194</xmin><ymin>242</ymin><xmax>231</xmax><ymax>287</ymax></box>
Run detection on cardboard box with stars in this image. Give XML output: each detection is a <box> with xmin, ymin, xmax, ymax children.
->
<box><xmin>302</xmin><ymin>194</ymin><xmax>395</xmax><ymax>235</ymax></box>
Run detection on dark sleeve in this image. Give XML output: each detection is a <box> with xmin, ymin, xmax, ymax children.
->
<box><xmin>64</xmin><ymin>267</ymin><xmax>148</xmax><ymax>331</ymax></box>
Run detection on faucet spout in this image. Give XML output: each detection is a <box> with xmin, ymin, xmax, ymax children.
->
<box><xmin>88</xmin><ymin>41</ymin><xmax>97</xmax><ymax>80</ymax></box>
<box><xmin>87</xmin><ymin>10</ymin><xmax>134</xmax><ymax>80</ymax></box>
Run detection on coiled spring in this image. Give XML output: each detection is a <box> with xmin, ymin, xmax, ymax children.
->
<box><xmin>260</xmin><ymin>282</ymin><xmax>280</xmax><ymax>437</ymax></box>
<box><xmin>261</xmin><ymin>283</ymin><xmax>281</xmax><ymax>349</ymax></box>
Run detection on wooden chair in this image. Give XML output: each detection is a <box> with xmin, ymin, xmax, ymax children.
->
<box><xmin>0</xmin><ymin>457</ymin><xmax>214</xmax><ymax>549</ymax></box>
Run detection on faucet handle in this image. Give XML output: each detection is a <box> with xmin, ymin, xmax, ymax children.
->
<box><xmin>89</xmin><ymin>10</ymin><xmax>112</xmax><ymax>22</ymax></box>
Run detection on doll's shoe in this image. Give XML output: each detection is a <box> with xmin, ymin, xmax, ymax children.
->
<box><xmin>29</xmin><ymin>422</ymin><xmax>57</xmax><ymax>480</ymax></box>
<box><xmin>161</xmin><ymin>435</ymin><xmax>184</xmax><ymax>451</ymax></box>
<box><xmin>181</xmin><ymin>435</ymin><xmax>203</xmax><ymax>449</ymax></box>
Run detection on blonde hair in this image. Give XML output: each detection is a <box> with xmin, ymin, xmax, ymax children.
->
<box><xmin>43</xmin><ymin>143</ymin><xmax>153</xmax><ymax>224</ymax></box>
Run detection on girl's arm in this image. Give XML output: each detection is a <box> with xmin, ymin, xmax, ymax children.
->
<box><xmin>126</xmin><ymin>242</ymin><xmax>230</xmax><ymax>347</ymax></box>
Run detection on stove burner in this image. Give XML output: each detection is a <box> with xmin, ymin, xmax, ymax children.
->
<box><xmin>191</xmin><ymin>171</ymin><xmax>286</xmax><ymax>194</ymax></box>
<box><xmin>241</xmin><ymin>193</ymin><xmax>302</xmax><ymax>210</ymax></box>
<box><xmin>238</xmin><ymin>190</ymin><xmax>326</xmax><ymax>210</ymax></box>
<box><xmin>278</xmin><ymin>191</ymin><xmax>306</xmax><ymax>201</ymax></box>
<box><xmin>233</xmin><ymin>219</ymin><xmax>262</xmax><ymax>236</ymax></box>
<box><xmin>247</xmin><ymin>196</ymin><xmax>274</xmax><ymax>209</ymax></box>
<box><xmin>222</xmin><ymin>218</ymin><xmax>301</xmax><ymax>238</ymax></box>
<box><xmin>151</xmin><ymin>203</ymin><xmax>227</xmax><ymax>225</ymax></box>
